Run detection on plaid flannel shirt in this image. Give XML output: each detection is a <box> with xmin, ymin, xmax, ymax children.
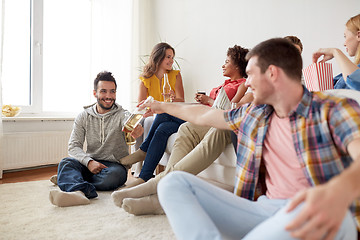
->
<box><xmin>224</xmin><ymin>87</ymin><xmax>360</xmax><ymax>228</ymax></box>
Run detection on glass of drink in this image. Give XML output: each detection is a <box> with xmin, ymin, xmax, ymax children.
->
<box><xmin>163</xmin><ymin>73</ymin><xmax>172</xmax><ymax>102</ymax></box>
<box><xmin>124</xmin><ymin>132</ymin><xmax>136</xmax><ymax>145</ymax></box>
<box><xmin>231</xmin><ymin>102</ymin><xmax>238</xmax><ymax>109</ymax></box>
<box><xmin>122</xmin><ymin>96</ymin><xmax>154</xmax><ymax>133</ymax></box>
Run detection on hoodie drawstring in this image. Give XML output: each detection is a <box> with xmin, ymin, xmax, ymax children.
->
<box><xmin>100</xmin><ymin>117</ymin><xmax>105</xmax><ymax>144</ymax></box>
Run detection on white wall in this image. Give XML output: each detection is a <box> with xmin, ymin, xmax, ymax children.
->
<box><xmin>136</xmin><ymin>0</ymin><xmax>359</xmax><ymax>102</ymax></box>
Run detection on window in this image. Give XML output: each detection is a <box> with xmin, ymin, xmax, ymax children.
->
<box><xmin>2</xmin><ymin>0</ymin><xmax>31</xmax><ymax>108</ymax></box>
<box><xmin>2</xmin><ymin>0</ymin><xmax>132</xmax><ymax>115</ymax></box>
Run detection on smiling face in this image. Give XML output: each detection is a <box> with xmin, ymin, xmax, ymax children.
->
<box><xmin>93</xmin><ymin>80</ymin><xmax>116</xmax><ymax>114</ymax></box>
<box><xmin>344</xmin><ymin>28</ymin><xmax>360</xmax><ymax>57</ymax></box>
<box><xmin>159</xmin><ymin>48</ymin><xmax>174</xmax><ymax>71</ymax></box>
<box><xmin>245</xmin><ymin>56</ymin><xmax>275</xmax><ymax>106</ymax></box>
<box><xmin>222</xmin><ymin>56</ymin><xmax>239</xmax><ymax>78</ymax></box>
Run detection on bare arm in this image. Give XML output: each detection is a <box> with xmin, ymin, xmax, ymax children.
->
<box><xmin>138</xmin><ymin>81</ymin><xmax>148</xmax><ymax>103</ymax></box>
<box><xmin>286</xmin><ymin>138</ymin><xmax>360</xmax><ymax>240</ymax></box>
<box><xmin>238</xmin><ymin>92</ymin><xmax>253</xmax><ymax>106</ymax></box>
<box><xmin>142</xmin><ymin>101</ymin><xmax>231</xmax><ymax>130</ymax></box>
<box><xmin>231</xmin><ymin>84</ymin><xmax>248</xmax><ymax>103</ymax></box>
<box><xmin>172</xmin><ymin>72</ymin><xmax>185</xmax><ymax>102</ymax></box>
<box><xmin>313</xmin><ymin>48</ymin><xmax>359</xmax><ymax>81</ymax></box>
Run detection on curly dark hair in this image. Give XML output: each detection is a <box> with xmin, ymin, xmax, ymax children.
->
<box><xmin>94</xmin><ymin>71</ymin><xmax>117</xmax><ymax>90</ymax></box>
<box><xmin>227</xmin><ymin>45</ymin><xmax>250</xmax><ymax>78</ymax></box>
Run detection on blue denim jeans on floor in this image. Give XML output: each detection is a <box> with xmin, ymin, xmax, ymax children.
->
<box><xmin>158</xmin><ymin>171</ymin><xmax>357</xmax><ymax>240</ymax></box>
<box><xmin>139</xmin><ymin>113</ymin><xmax>185</xmax><ymax>181</ymax></box>
<box><xmin>57</xmin><ymin>157</ymin><xmax>127</xmax><ymax>199</ymax></box>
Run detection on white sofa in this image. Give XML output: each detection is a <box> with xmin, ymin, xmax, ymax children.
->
<box><xmin>137</xmin><ymin>89</ymin><xmax>360</xmax><ymax>192</ymax></box>
<box><xmin>159</xmin><ymin>132</ymin><xmax>237</xmax><ymax>192</ymax></box>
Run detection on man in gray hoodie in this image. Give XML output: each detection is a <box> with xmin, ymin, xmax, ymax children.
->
<box><xmin>49</xmin><ymin>71</ymin><xmax>143</xmax><ymax>207</ymax></box>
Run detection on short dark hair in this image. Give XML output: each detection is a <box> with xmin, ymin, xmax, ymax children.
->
<box><xmin>227</xmin><ymin>45</ymin><xmax>249</xmax><ymax>78</ymax></box>
<box><xmin>246</xmin><ymin>38</ymin><xmax>302</xmax><ymax>81</ymax></box>
<box><xmin>284</xmin><ymin>36</ymin><xmax>303</xmax><ymax>53</ymax></box>
<box><xmin>94</xmin><ymin>71</ymin><xmax>117</xmax><ymax>90</ymax></box>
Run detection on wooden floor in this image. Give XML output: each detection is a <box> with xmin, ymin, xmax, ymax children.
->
<box><xmin>0</xmin><ymin>165</ymin><xmax>137</xmax><ymax>184</ymax></box>
<box><xmin>0</xmin><ymin>165</ymin><xmax>58</xmax><ymax>184</ymax></box>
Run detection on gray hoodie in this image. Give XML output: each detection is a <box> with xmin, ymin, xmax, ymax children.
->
<box><xmin>68</xmin><ymin>102</ymin><xmax>130</xmax><ymax>166</ymax></box>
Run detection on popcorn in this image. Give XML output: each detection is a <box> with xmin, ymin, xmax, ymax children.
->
<box><xmin>2</xmin><ymin>105</ymin><xmax>21</xmax><ymax>117</ymax></box>
<box><xmin>303</xmin><ymin>62</ymin><xmax>334</xmax><ymax>91</ymax></box>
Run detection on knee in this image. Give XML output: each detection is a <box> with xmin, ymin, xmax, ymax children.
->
<box><xmin>58</xmin><ymin>157</ymin><xmax>80</xmax><ymax>169</ymax></box>
<box><xmin>154</xmin><ymin>113</ymin><xmax>169</xmax><ymax>122</ymax></box>
<box><xmin>154</xmin><ymin>123</ymin><xmax>177</xmax><ymax>137</ymax></box>
<box><xmin>178</xmin><ymin>122</ymin><xmax>188</xmax><ymax>135</ymax></box>
<box><xmin>179</xmin><ymin>122</ymin><xmax>193</xmax><ymax>132</ymax></box>
<box><xmin>158</xmin><ymin>171</ymin><xmax>189</xmax><ymax>196</ymax></box>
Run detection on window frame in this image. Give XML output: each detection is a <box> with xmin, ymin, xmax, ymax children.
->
<box><xmin>2</xmin><ymin>0</ymin><xmax>133</xmax><ymax>117</ymax></box>
<box><xmin>28</xmin><ymin>0</ymin><xmax>43</xmax><ymax>114</ymax></box>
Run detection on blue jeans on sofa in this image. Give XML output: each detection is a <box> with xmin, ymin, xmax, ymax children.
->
<box><xmin>57</xmin><ymin>157</ymin><xmax>127</xmax><ymax>199</ymax></box>
<box><xmin>139</xmin><ymin>113</ymin><xmax>185</xmax><ymax>181</ymax></box>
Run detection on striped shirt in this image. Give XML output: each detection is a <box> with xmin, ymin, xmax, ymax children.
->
<box><xmin>224</xmin><ymin>87</ymin><xmax>360</xmax><ymax>228</ymax></box>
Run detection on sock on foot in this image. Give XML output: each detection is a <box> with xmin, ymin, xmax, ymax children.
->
<box><xmin>111</xmin><ymin>178</ymin><xmax>157</xmax><ymax>207</ymax></box>
<box><xmin>119</xmin><ymin>149</ymin><xmax>146</xmax><ymax>166</ymax></box>
<box><xmin>50</xmin><ymin>175</ymin><xmax>57</xmax><ymax>185</ymax></box>
<box><xmin>49</xmin><ymin>189</ymin><xmax>90</xmax><ymax>207</ymax></box>
<box><xmin>122</xmin><ymin>194</ymin><xmax>164</xmax><ymax>215</ymax></box>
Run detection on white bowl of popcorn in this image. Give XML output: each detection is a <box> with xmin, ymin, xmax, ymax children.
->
<box><xmin>2</xmin><ymin>105</ymin><xmax>21</xmax><ymax>117</ymax></box>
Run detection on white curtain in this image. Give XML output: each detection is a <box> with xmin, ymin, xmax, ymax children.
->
<box><xmin>0</xmin><ymin>0</ymin><xmax>5</xmax><ymax>179</ymax></box>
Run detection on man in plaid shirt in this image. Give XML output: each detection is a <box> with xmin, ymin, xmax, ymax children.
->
<box><xmin>142</xmin><ymin>38</ymin><xmax>360</xmax><ymax>240</ymax></box>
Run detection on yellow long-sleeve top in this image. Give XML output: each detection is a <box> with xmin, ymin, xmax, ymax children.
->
<box><xmin>140</xmin><ymin>70</ymin><xmax>180</xmax><ymax>102</ymax></box>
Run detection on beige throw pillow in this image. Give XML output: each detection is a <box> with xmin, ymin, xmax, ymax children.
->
<box><xmin>212</xmin><ymin>87</ymin><xmax>231</xmax><ymax>110</ymax></box>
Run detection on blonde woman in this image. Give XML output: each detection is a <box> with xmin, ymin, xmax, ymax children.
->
<box><xmin>313</xmin><ymin>14</ymin><xmax>360</xmax><ymax>90</ymax></box>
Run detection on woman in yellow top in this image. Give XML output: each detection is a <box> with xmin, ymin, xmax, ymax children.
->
<box><xmin>125</xmin><ymin>43</ymin><xmax>185</xmax><ymax>187</ymax></box>
<box><xmin>138</xmin><ymin>42</ymin><xmax>184</xmax><ymax>102</ymax></box>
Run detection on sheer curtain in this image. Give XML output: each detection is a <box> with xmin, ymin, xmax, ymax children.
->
<box><xmin>0</xmin><ymin>0</ymin><xmax>5</xmax><ymax>179</ymax></box>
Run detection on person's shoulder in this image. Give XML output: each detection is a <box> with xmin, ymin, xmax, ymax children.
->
<box><xmin>168</xmin><ymin>69</ymin><xmax>180</xmax><ymax>77</ymax></box>
<box><xmin>312</xmin><ymin>90</ymin><xmax>360</xmax><ymax>112</ymax></box>
<box><xmin>140</xmin><ymin>74</ymin><xmax>156</xmax><ymax>87</ymax></box>
<box><xmin>74</xmin><ymin>109</ymin><xmax>90</xmax><ymax>124</ymax></box>
<box><xmin>109</xmin><ymin>103</ymin><xmax>128</xmax><ymax>116</ymax></box>
<box><xmin>233</xmin><ymin>103</ymin><xmax>268</xmax><ymax>118</ymax></box>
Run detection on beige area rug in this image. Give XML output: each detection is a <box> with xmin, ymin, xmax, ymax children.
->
<box><xmin>0</xmin><ymin>180</ymin><xmax>175</xmax><ymax>240</ymax></box>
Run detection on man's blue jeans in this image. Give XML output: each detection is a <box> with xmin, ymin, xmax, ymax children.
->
<box><xmin>158</xmin><ymin>171</ymin><xmax>357</xmax><ymax>240</ymax></box>
<box><xmin>57</xmin><ymin>157</ymin><xmax>127</xmax><ymax>199</ymax></box>
<box><xmin>139</xmin><ymin>113</ymin><xmax>185</xmax><ymax>181</ymax></box>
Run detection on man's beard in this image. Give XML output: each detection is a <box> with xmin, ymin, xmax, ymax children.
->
<box><xmin>97</xmin><ymin>97</ymin><xmax>115</xmax><ymax>111</ymax></box>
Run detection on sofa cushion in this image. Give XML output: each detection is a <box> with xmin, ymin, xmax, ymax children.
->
<box><xmin>324</xmin><ymin>89</ymin><xmax>360</xmax><ymax>104</ymax></box>
<box><xmin>162</xmin><ymin>132</ymin><xmax>236</xmax><ymax>167</ymax></box>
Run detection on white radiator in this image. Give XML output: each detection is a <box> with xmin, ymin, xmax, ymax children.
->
<box><xmin>2</xmin><ymin>131</ymin><xmax>71</xmax><ymax>170</ymax></box>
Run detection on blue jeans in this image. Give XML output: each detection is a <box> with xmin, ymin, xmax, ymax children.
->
<box><xmin>57</xmin><ymin>157</ymin><xmax>127</xmax><ymax>199</ymax></box>
<box><xmin>158</xmin><ymin>171</ymin><xmax>357</xmax><ymax>240</ymax></box>
<box><xmin>139</xmin><ymin>113</ymin><xmax>185</xmax><ymax>181</ymax></box>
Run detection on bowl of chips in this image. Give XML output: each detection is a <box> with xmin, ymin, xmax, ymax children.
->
<box><xmin>2</xmin><ymin>105</ymin><xmax>21</xmax><ymax>117</ymax></box>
